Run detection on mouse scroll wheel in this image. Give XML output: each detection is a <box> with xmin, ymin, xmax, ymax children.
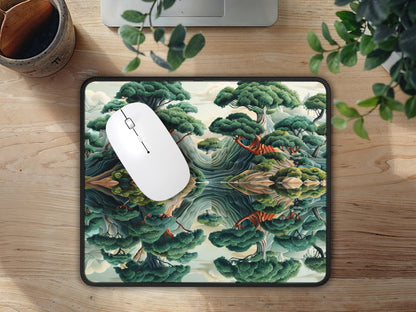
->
<box><xmin>125</xmin><ymin>118</ymin><xmax>135</xmax><ymax>129</ymax></box>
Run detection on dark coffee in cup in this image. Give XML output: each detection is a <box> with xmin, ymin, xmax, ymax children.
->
<box><xmin>14</xmin><ymin>5</ymin><xmax>59</xmax><ymax>59</ymax></box>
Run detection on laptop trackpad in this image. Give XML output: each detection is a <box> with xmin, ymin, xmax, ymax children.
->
<box><xmin>161</xmin><ymin>0</ymin><xmax>224</xmax><ymax>17</ymax></box>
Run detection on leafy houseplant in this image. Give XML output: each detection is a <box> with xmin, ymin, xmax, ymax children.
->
<box><xmin>308</xmin><ymin>0</ymin><xmax>416</xmax><ymax>139</ymax></box>
<box><xmin>118</xmin><ymin>0</ymin><xmax>205</xmax><ymax>72</ymax></box>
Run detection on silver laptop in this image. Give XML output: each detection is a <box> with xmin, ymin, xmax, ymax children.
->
<box><xmin>101</xmin><ymin>0</ymin><xmax>278</xmax><ymax>27</ymax></box>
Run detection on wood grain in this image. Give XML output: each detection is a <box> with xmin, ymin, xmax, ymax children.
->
<box><xmin>1</xmin><ymin>0</ymin><xmax>415</xmax><ymax>311</ymax></box>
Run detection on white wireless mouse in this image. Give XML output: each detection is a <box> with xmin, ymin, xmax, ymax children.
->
<box><xmin>105</xmin><ymin>102</ymin><xmax>190</xmax><ymax>201</ymax></box>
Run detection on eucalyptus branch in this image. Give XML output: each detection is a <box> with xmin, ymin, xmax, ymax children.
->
<box><xmin>118</xmin><ymin>0</ymin><xmax>205</xmax><ymax>72</ymax></box>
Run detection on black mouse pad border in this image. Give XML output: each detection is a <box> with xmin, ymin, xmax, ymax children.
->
<box><xmin>80</xmin><ymin>77</ymin><xmax>331</xmax><ymax>287</ymax></box>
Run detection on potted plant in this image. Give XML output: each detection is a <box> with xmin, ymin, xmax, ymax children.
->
<box><xmin>307</xmin><ymin>0</ymin><xmax>416</xmax><ymax>139</ymax></box>
<box><xmin>116</xmin><ymin>0</ymin><xmax>205</xmax><ymax>72</ymax></box>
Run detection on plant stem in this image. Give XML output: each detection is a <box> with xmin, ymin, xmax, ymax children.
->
<box><xmin>326</xmin><ymin>47</ymin><xmax>342</xmax><ymax>53</ymax></box>
<box><xmin>136</xmin><ymin>0</ymin><xmax>158</xmax><ymax>56</ymax></box>
<box><xmin>362</xmin><ymin>106</ymin><xmax>378</xmax><ymax>117</ymax></box>
<box><xmin>148</xmin><ymin>0</ymin><xmax>158</xmax><ymax>29</ymax></box>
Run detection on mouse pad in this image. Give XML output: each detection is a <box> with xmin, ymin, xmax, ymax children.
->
<box><xmin>81</xmin><ymin>77</ymin><xmax>330</xmax><ymax>286</ymax></box>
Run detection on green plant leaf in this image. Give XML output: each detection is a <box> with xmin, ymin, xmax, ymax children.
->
<box><xmin>373</xmin><ymin>24</ymin><xmax>396</xmax><ymax>43</ymax></box>
<box><xmin>356</xmin><ymin>0</ymin><xmax>389</xmax><ymax>26</ymax></box>
<box><xmin>385</xmin><ymin>97</ymin><xmax>404</xmax><ymax>112</ymax></box>
<box><xmin>350</xmin><ymin>2</ymin><xmax>359</xmax><ymax>12</ymax></box>
<box><xmin>334</xmin><ymin>20</ymin><xmax>350</xmax><ymax>42</ymax></box>
<box><xmin>367</xmin><ymin>23</ymin><xmax>375</xmax><ymax>35</ymax></box>
<box><xmin>184</xmin><ymin>33</ymin><xmax>205</xmax><ymax>58</ymax></box>
<box><xmin>122</xmin><ymin>57</ymin><xmax>140</xmax><ymax>72</ymax></box>
<box><xmin>332</xmin><ymin>116</ymin><xmax>348</xmax><ymax>129</ymax></box>
<box><xmin>167</xmin><ymin>49</ymin><xmax>185</xmax><ymax>71</ymax></box>
<box><xmin>150</xmin><ymin>51</ymin><xmax>172</xmax><ymax>70</ymax></box>
<box><xmin>379</xmin><ymin>103</ymin><xmax>393</xmax><ymax>122</ymax></box>
<box><xmin>357</xmin><ymin>96</ymin><xmax>379</xmax><ymax>107</ymax></box>
<box><xmin>169</xmin><ymin>43</ymin><xmax>185</xmax><ymax>52</ymax></box>
<box><xmin>364</xmin><ymin>49</ymin><xmax>391</xmax><ymax>70</ymax></box>
<box><xmin>335</xmin><ymin>100</ymin><xmax>361</xmax><ymax>118</ymax></box>
<box><xmin>169</xmin><ymin>24</ymin><xmax>186</xmax><ymax>48</ymax></box>
<box><xmin>391</xmin><ymin>0</ymin><xmax>407</xmax><ymax>16</ymax></box>
<box><xmin>322</xmin><ymin>22</ymin><xmax>337</xmax><ymax>45</ymax></box>
<box><xmin>163</xmin><ymin>0</ymin><xmax>176</xmax><ymax>10</ymax></box>
<box><xmin>353</xmin><ymin>117</ymin><xmax>369</xmax><ymax>140</ymax></box>
<box><xmin>409</xmin><ymin>2</ymin><xmax>416</xmax><ymax>22</ymax></box>
<box><xmin>387</xmin><ymin>86</ymin><xmax>394</xmax><ymax>99</ymax></box>
<box><xmin>402</xmin><ymin>13</ymin><xmax>412</xmax><ymax>29</ymax></box>
<box><xmin>121</xmin><ymin>10</ymin><xmax>146</xmax><ymax>23</ymax></box>
<box><xmin>409</xmin><ymin>68</ymin><xmax>416</xmax><ymax>89</ymax></box>
<box><xmin>336</xmin><ymin>11</ymin><xmax>361</xmax><ymax>31</ymax></box>
<box><xmin>405</xmin><ymin>96</ymin><xmax>416</xmax><ymax>118</ymax></box>
<box><xmin>359</xmin><ymin>35</ymin><xmax>376</xmax><ymax>56</ymax></box>
<box><xmin>156</xmin><ymin>1</ymin><xmax>163</xmax><ymax>18</ymax></box>
<box><xmin>398</xmin><ymin>73</ymin><xmax>416</xmax><ymax>96</ymax></box>
<box><xmin>336</xmin><ymin>10</ymin><xmax>356</xmax><ymax>22</ymax></box>
<box><xmin>118</xmin><ymin>25</ymin><xmax>144</xmax><ymax>45</ymax></box>
<box><xmin>389</xmin><ymin>59</ymin><xmax>403</xmax><ymax>82</ymax></box>
<box><xmin>153</xmin><ymin>28</ymin><xmax>165</xmax><ymax>43</ymax></box>
<box><xmin>309</xmin><ymin>54</ymin><xmax>323</xmax><ymax>74</ymax></box>
<box><xmin>307</xmin><ymin>31</ymin><xmax>324</xmax><ymax>52</ymax></box>
<box><xmin>340</xmin><ymin>43</ymin><xmax>358</xmax><ymax>66</ymax></box>
<box><xmin>123</xmin><ymin>40</ymin><xmax>144</xmax><ymax>55</ymax></box>
<box><xmin>139</xmin><ymin>33</ymin><xmax>145</xmax><ymax>44</ymax></box>
<box><xmin>372</xmin><ymin>83</ymin><xmax>389</xmax><ymax>96</ymax></box>
<box><xmin>335</xmin><ymin>0</ymin><xmax>353</xmax><ymax>5</ymax></box>
<box><xmin>378</xmin><ymin>37</ymin><xmax>397</xmax><ymax>51</ymax></box>
<box><xmin>327</xmin><ymin>51</ymin><xmax>341</xmax><ymax>73</ymax></box>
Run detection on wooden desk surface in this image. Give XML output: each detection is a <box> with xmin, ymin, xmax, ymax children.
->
<box><xmin>1</xmin><ymin>0</ymin><xmax>415</xmax><ymax>311</ymax></box>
